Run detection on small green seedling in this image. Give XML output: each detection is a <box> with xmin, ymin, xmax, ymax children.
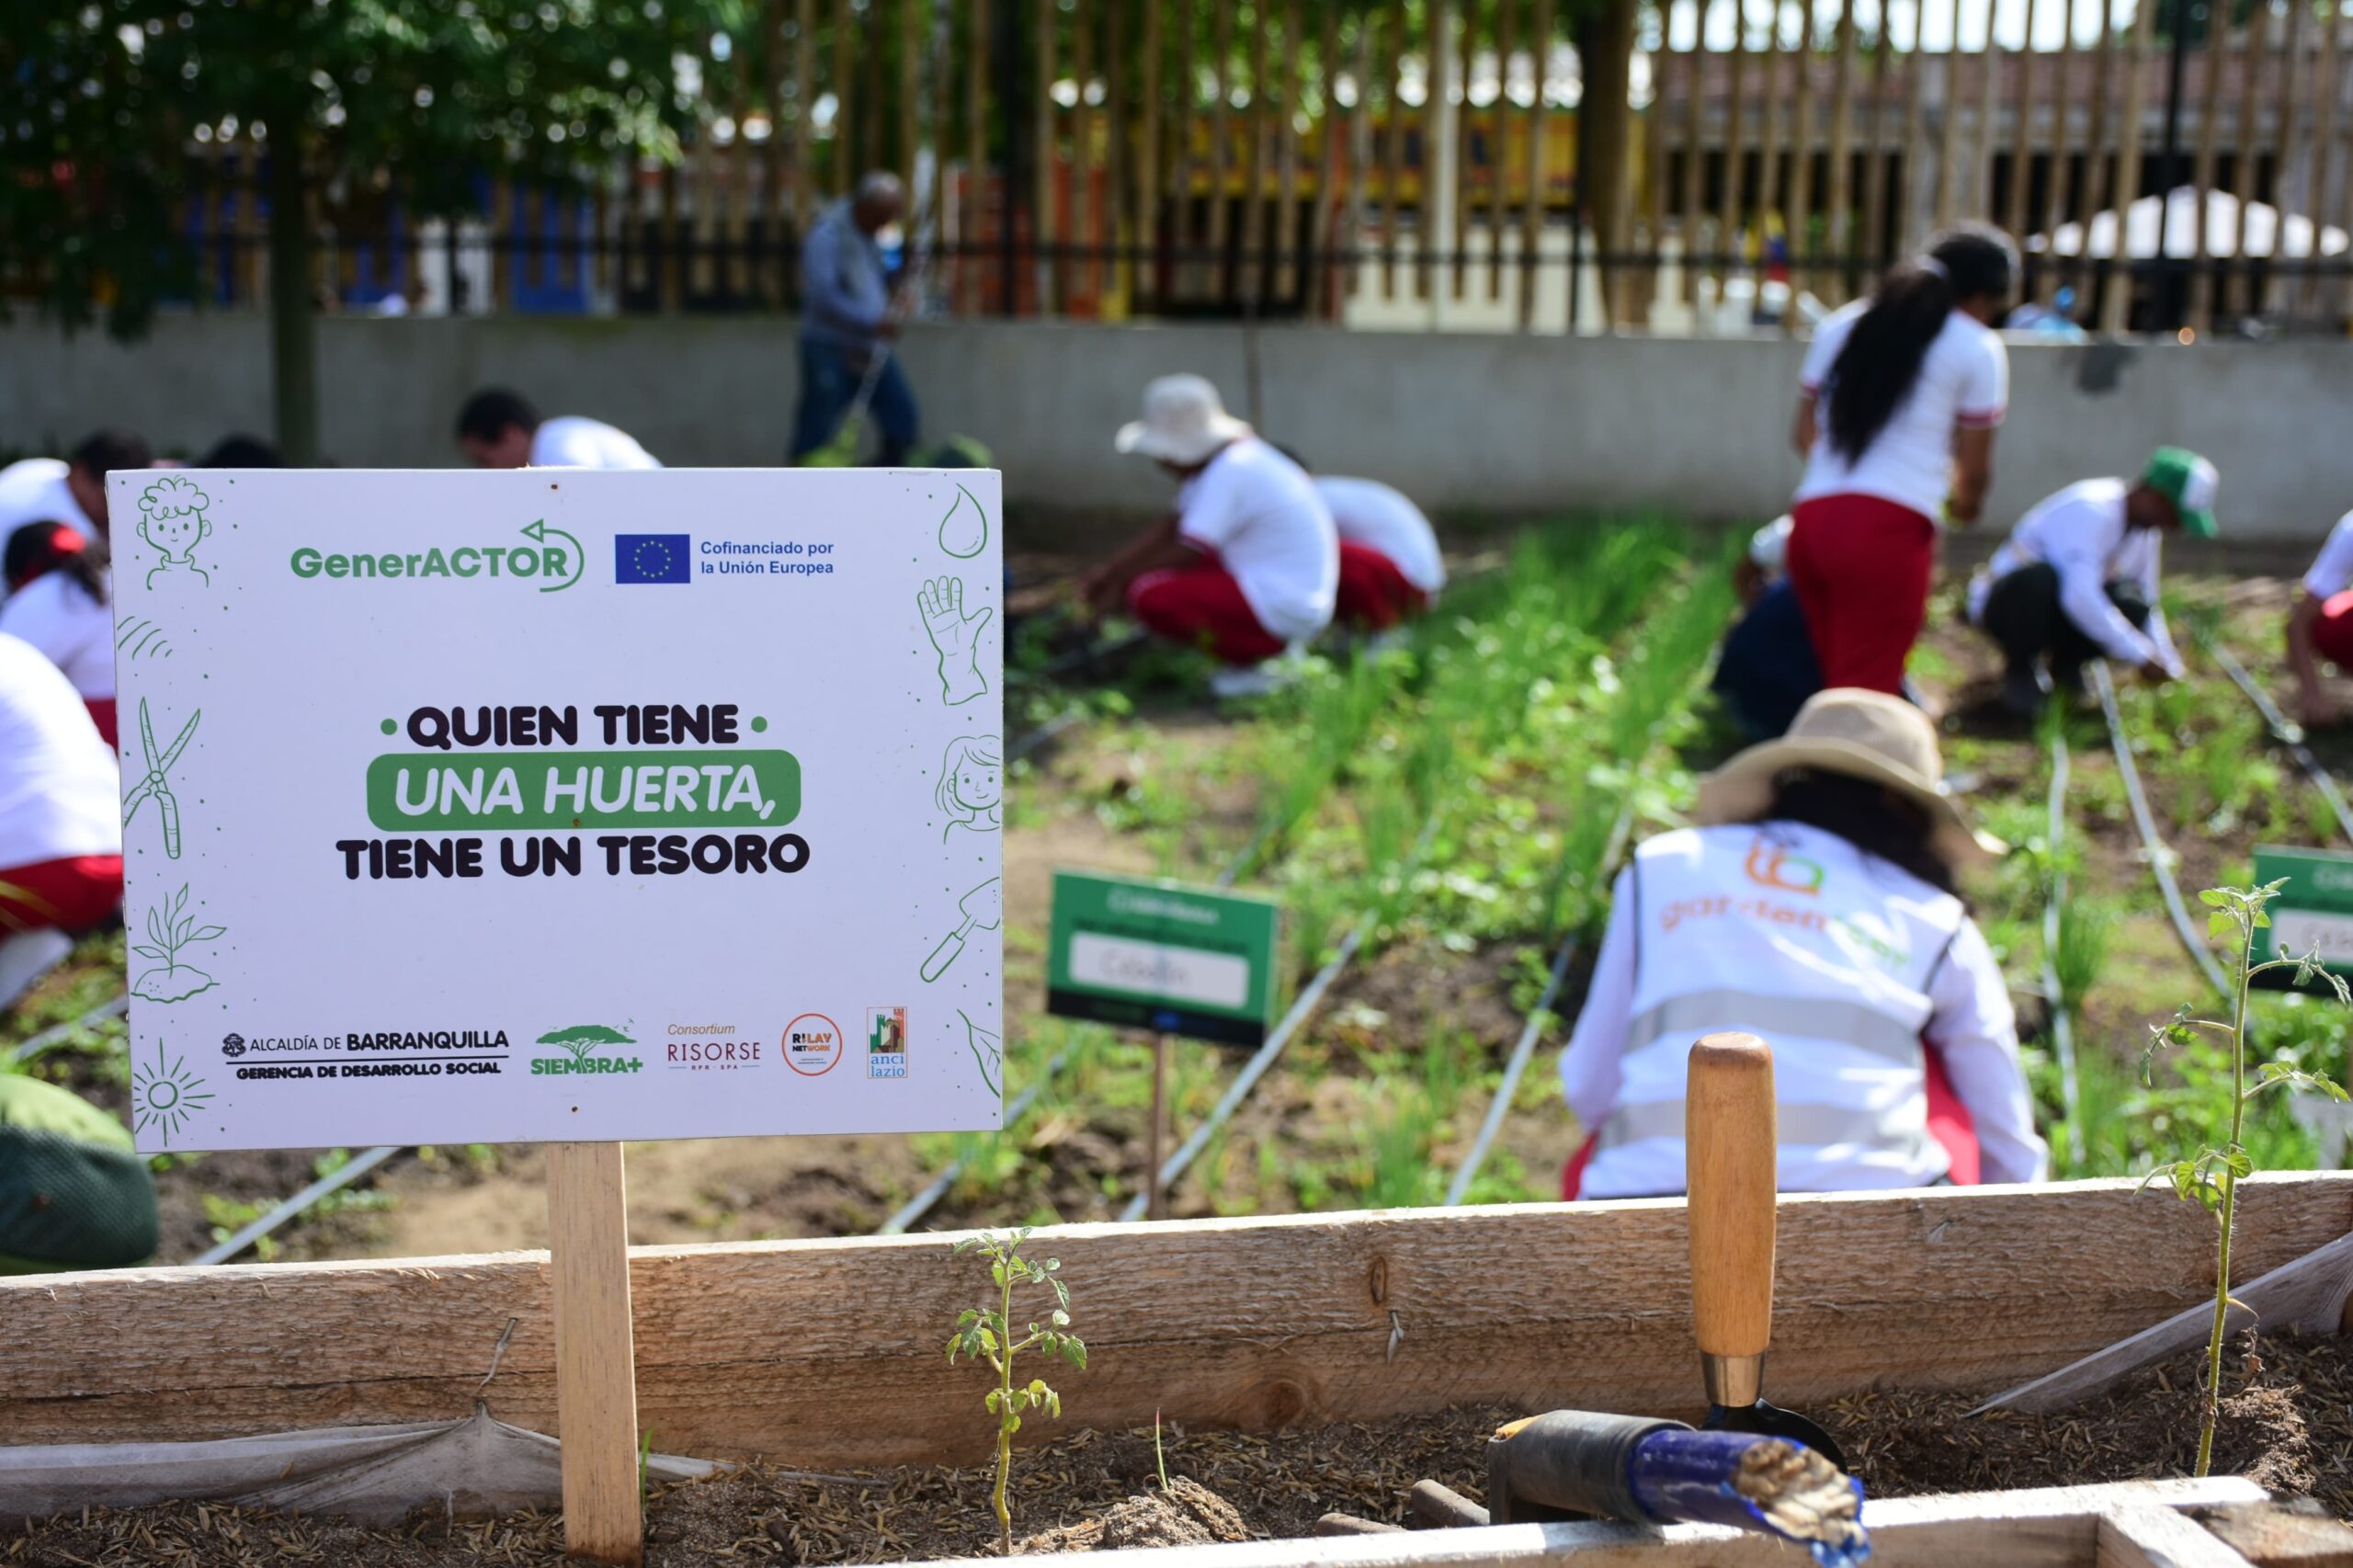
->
<box><xmin>947</xmin><ymin>1228</ymin><xmax>1087</xmax><ymax>1555</ymax></box>
<box><xmin>2143</xmin><ymin>881</ymin><xmax>2350</xmax><ymax>1477</ymax></box>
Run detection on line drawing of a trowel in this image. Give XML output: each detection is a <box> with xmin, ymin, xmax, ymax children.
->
<box><xmin>921</xmin><ymin>877</ymin><xmax>1002</xmax><ymax>983</ymax></box>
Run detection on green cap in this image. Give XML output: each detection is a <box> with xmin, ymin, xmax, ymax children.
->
<box><xmin>2143</xmin><ymin>446</ymin><xmax>2220</xmax><ymax>540</ymax></box>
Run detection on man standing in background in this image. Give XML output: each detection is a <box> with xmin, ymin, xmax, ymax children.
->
<box><xmin>791</xmin><ymin>172</ymin><xmax>921</xmax><ymax>467</ymax></box>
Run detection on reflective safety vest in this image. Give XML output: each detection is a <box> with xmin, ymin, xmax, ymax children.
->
<box><xmin>1584</xmin><ymin>821</ymin><xmax>1969</xmax><ymax>1199</ymax></box>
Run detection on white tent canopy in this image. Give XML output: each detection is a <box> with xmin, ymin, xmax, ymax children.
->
<box><xmin>2032</xmin><ymin>186</ymin><xmax>2349</xmax><ymax>260</ymax></box>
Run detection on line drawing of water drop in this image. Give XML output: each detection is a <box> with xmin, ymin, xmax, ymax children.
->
<box><xmin>937</xmin><ymin>483</ymin><xmax>986</xmax><ymax>560</ymax></box>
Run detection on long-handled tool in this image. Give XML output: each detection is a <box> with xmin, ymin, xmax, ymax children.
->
<box><xmin>1688</xmin><ymin>1030</ymin><xmax>1848</xmax><ymax>1468</ymax></box>
<box><xmin>1472</xmin><ymin>1033</ymin><xmax>1866</xmax><ymax>1563</ymax></box>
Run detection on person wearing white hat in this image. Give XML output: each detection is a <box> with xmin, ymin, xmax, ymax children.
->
<box><xmin>1557</xmin><ymin>688</ymin><xmax>2046</xmax><ymax>1200</ymax></box>
<box><xmin>1083</xmin><ymin>375</ymin><xmax>1337</xmax><ymax>694</ymax></box>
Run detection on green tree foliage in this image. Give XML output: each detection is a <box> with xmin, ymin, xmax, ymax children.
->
<box><xmin>0</xmin><ymin>0</ymin><xmax>733</xmax><ymax>456</ymax></box>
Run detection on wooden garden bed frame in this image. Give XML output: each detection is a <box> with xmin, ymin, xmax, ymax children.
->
<box><xmin>8</xmin><ymin>1171</ymin><xmax>2352</xmax><ymax>1468</ymax></box>
<box><xmin>891</xmin><ymin>1480</ymin><xmax>2301</xmax><ymax>1568</ymax></box>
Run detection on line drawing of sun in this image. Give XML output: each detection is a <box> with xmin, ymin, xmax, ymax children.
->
<box><xmin>131</xmin><ymin>1040</ymin><xmax>214</xmax><ymax>1147</ymax></box>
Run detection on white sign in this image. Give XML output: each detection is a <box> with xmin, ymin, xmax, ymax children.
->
<box><xmin>1067</xmin><ymin>932</ymin><xmax>1251</xmax><ymax>1009</ymax></box>
<box><xmin>108</xmin><ymin>467</ymin><xmax>1006</xmax><ymax>1153</ymax></box>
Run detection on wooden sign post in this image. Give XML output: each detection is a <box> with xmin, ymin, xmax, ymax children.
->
<box><xmin>548</xmin><ymin>1142</ymin><xmax>642</xmax><ymax>1565</ymax></box>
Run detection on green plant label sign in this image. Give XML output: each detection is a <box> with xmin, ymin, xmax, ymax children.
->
<box><xmin>108</xmin><ymin>468</ymin><xmax>1006</xmax><ymax>1153</ymax></box>
<box><xmin>1046</xmin><ymin>870</ymin><xmax>1279</xmax><ymax>1049</ymax></box>
<box><xmin>2252</xmin><ymin>845</ymin><xmax>2353</xmax><ymax>986</ymax></box>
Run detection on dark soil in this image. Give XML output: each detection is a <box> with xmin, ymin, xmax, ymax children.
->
<box><xmin>1830</xmin><ymin>1330</ymin><xmax>2353</xmax><ymax>1516</ymax></box>
<box><xmin>15</xmin><ymin>1334</ymin><xmax>2352</xmax><ymax>1566</ymax></box>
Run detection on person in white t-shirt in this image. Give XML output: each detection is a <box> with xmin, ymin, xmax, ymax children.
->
<box><xmin>1965</xmin><ymin>449</ymin><xmax>2217</xmax><ymax>714</ymax></box>
<box><xmin>0</xmin><ymin>632</ymin><xmax>122</xmax><ymax>941</ymax></box>
<box><xmin>2287</xmin><ymin>512</ymin><xmax>2353</xmax><ymax>727</ymax></box>
<box><xmin>1302</xmin><ymin>470</ymin><xmax>1444</xmax><ymax>631</ymax></box>
<box><xmin>1558</xmin><ymin>688</ymin><xmax>2044</xmax><ymax>1199</ymax></box>
<box><xmin>0</xmin><ymin>431</ymin><xmax>153</xmax><ymax>551</ymax></box>
<box><xmin>1085</xmin><ymin>376</ymin><xmax>1337</xmax><ymax>696</ymax></box>
<box><xmin>454</xmin><ymin>389</ymin><xmax>662</xmax><ymax>471</ymax></box>
<box><xmin>1789</xmin><ymin>226</ymin><xmax>2015</xmax><ymax>696</ymax></box>
<box><xmin>0</xmin><ymin>523</ymin><xmax>116</xmax><ymax>746</ymax></box>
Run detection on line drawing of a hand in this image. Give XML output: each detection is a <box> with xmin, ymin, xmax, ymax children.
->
<box><xmin>918</xmin><ymin>575</ymin><xmax>994</xmax><ymax>707</ymax></box>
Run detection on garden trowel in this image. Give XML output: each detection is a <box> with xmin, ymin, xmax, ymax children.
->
<box><xmin>1687</xmin><ymin>1030</ymin><xmax>1848</xmax><ymax>1470</ymax></box>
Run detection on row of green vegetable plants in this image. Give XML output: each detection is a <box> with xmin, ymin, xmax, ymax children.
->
<box><xmin>909</xmin><ymin>523</ymin><xmax>1699</xmax><ymax>1230</ymax></box>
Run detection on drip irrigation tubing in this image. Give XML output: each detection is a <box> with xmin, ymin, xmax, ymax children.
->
<box><xmin>877</xmin><ymin>817</ymin><xmax>1278</xmax><ymax>1237</ymax></box>
<box><xmin>2203</xmin><ymin>636</ymin><xmax>2353</xmax><ymax>847</ymax></box>
<box><xmin>2040</xmin><ymin>725</ymin><xmax>2088</xmax><ymax>1168</ymax></box>
<box><xmin>2093</xmin><ymin>661</ymin><xmax>2233</xmax><ymax>1001</ymax></box>
<box><xmin>6</xmin><ymin>992</ymin><xmax>129</xmax><ymax>1063</ymax></box>
<box><xmin>1442</xmin><ymin>802</ymin><xmax>1637</xmax><ymax>1207</ymax></box>
<box><xmin>191</xmin><ymin>1144</ymin><xmax>404</xmax><ymax>1266</ymax></box>
<box><xmin>1006</xmin><ymin>630</ymin><xmax>1152</xmax><ymax>687</ymax></box>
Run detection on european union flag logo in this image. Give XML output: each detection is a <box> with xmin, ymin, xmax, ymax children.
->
<box><xmin>615</xmin><ymin>533</ymin><xmax>691</xmax><ymax>585</ymax></box>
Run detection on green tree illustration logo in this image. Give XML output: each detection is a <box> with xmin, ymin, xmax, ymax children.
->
<box><xmin>536</xmin><ymin>1023</ymin><xmax>634</xmax><ymax>1066</ymax></box>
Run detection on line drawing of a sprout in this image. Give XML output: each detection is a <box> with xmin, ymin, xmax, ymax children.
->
<box><xmin>536</xmin><ymin>1023</ymin><xmax>634</xmax><ymax>1063</ymax></box>
<box><xmin>136</xmin><ymin>476</ymin><xmax>214</xmax><ymax>587</ymax></box>
<box><xmin>130</xmin><ymin>884</ymin><xmax>226</xmax><ymax>1003</ymax></box>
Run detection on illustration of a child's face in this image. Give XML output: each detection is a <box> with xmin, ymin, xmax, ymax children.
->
<box><xmin>141</xmin><ymin>512</ymin><xmax>207</xmax><ymax>560</ymax></box>
<box><xmin>955</xmin><ymin>756</ymin><xmax>1002</xmax><ymax>812</ymax></box>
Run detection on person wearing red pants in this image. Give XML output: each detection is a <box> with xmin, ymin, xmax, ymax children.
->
<box><xmin>1787</xmin><ymin>225</ymin><xmax>2016</xmax><ymax>694</ymax></box>
<box><xmin>1085</xmin><ymin>376</ymin><xmax>1336</xmax><ymax>697</ymax></box>
<box><xmin>1313</xmin><ymin>475</ymin><xmax>1445</xmax><ymax>632</ymax></box>
<box><xmin>2289</xmin><ymin>507</ymin><xmax>2353</xmax><ymax>729</ymax></box>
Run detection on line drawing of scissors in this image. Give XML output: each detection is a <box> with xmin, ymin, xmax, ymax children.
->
<box><xmin>122</xmin><ymin>698</ymin><xmax>201</xmax><ymax>859</ymax></box>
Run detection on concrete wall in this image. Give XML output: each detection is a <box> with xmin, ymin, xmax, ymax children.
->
<box><xmin>5</xmin><ymin>314</ymin><xmax>2350</xmax><ymax>539</ymax></box>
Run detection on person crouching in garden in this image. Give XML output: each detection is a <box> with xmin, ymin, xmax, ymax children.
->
<box><xmin>1084</xmin><ymin>376</ymin><xmax>1337</xmax><ymax>699</ymax></box>
<box><xmin>0</xmin><ymin>633</ymin><xmax>122</xmax><ymax>1009</ymax></box>
<box><xmin>1966</xmin><ymin>447</ymin><xmax>2215</xmax><ymax>714</ymax></box>
<box><xmin>1556</xmin><ymin>688</ymin><xmax>2047</xmax><ymax>1199</ymax></box>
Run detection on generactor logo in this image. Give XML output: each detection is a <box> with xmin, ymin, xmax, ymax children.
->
<box><xmin>290</xmin><ymin>520</ymin><xmax>584</xmax><ymax>594</ymax></box>
<box><xmin>784</xmin><ymin>1013</ymin><xmax>843</xmax><ymax>1076</ymax></box>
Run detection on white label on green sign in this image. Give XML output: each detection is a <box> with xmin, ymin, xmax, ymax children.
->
<box><xmin>2274</xmin><ymin>910</ymin><xmax>2353</xmax><ymax>968</ymax></box>
<box><xmin>1069</xmin><ymin>932</ymin><xmax>1252</xmax><ymax>1009</ymax></box>
<box><xmin>108</xmin><ymin>468</ymin><xmax>1006</xmax><ymax>1153</ymax></box>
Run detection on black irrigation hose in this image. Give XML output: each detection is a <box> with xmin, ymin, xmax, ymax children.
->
<box><xmin>877</xmin><ymin>819</ymin><xmax>1277</xmax><ymax>1237</ymax></box>
<box><xmin>2204</xmin><ymin>636</ymin><xmax>2353</xmax><ymax>848</ymax></box>
<box><xmin>1442</xmin><ymin>803</ymin><xmax>1638</xmax><ymax>1207</ymax></box>
<box><xmin>2092</xmin><ymin>661</ymin><xmax>2233</xmax><ymax>1001</ymax></box>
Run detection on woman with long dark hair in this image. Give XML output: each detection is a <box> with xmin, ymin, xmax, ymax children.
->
<box><xmin>1786</xmin><ymin>225</ymin><xmax>2018</xmax><ymax>695</ymax></box>
<box><xmin>1556</xmin><ymin>688</ymin><xmax>2045</xmax><ymax>1199</ymax></box>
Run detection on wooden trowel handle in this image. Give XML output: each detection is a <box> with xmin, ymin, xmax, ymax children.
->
<box><xmin>1687</xmin><ymin>1032</ymin><xmax>1777</xmax><ymax>1364</ymax></box>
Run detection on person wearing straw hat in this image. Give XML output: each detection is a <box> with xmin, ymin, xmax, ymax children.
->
<box><xmin>1556</xmin><ymin>688</ymin><xmax>2046</xmax><ymax>1199</ymax></box>
<box><xmin>1965</xmin><ymin>447</ymin><xmax>2217</xmax><ymax>715</ymax></box>
<box><xmin>1084</xmin><ymin>375</ymin><xmax>1337</xmax><ymax>698</ymax></box>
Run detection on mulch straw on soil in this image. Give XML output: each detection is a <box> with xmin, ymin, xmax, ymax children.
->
<box><xmin>11</xmin><ymin>1335</ymin><xmax>2352</xmax><ymax>1565</ymax></box>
